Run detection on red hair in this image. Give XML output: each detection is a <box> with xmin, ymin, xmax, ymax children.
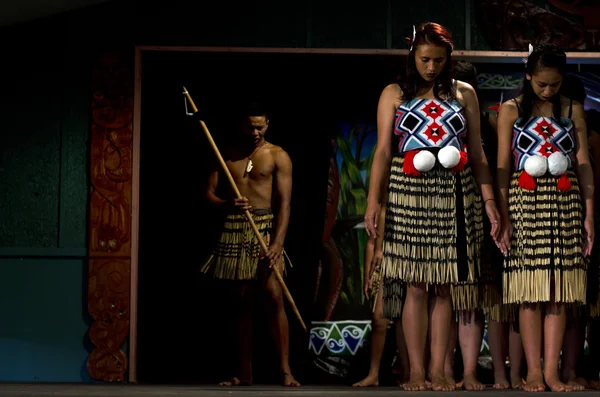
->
<box><xmin>401</xmin><ymin>22</ymin><xmax>455</xmax><ymax>101</ymax></box>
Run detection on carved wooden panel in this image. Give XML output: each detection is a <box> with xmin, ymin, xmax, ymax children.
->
<box><xmin>87</xmin><ymin>50</ymin><xmax>134</xmax><ymax>382</ymax></box>
<box><xmin>474</xmin><ymin>0</ymin><xmax>596</xmax><ymax>50</ymax></box>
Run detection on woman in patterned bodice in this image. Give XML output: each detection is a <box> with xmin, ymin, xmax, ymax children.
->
<box><xmin>496</xmin><ymin>44</ymin><xmax>594</xmax><ymax>392</ymax></box>
<box><xmin>364</xmin><ymin>22</ymin><xmax>501</xmax><ymax>392</ymax></box>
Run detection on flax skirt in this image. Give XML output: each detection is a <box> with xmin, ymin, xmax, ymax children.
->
<box><xmin>481</xmin><ymin>216</ymin><xmax>518</xmax><ymax>323</ymax></box>
<box><xmin>504</xmin><ymin>171</ymin><xmax>587</xmax><ymax>305</ymax></box>
<box><xmin>200</xmin><ymin>209</ymin><xmax>277</xmax><ymax>280</ymax></box>
<box><xmin>381</xmin><ymin>154</ymin><xmax>484</xmax><ymax>319</ymax></box>
<box><xmin>588</xmin><ymin>213</ymin><xmax>600</xmax><ymax>317</ymax></box>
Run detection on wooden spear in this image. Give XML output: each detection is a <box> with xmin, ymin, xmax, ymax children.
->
<box><xmin>183</xmin><ymin>86</ymin><xmax>307</xmax><ymax>332</ymax></box>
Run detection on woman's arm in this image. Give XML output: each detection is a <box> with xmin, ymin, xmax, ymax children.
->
<box><xmin>588</xmin><ymin>129</ymin><xmax>600</xmax><ymax>214</ymax></box>
<box><xmin>364</xmin><ymin>84</ymin><xmax>399</xmax><ymax>237</ymax></box>
<box><xmin>495</xmin><ymin>100</ymin><xmax>519</xmax><ymax>253</ymax></box>
<box><xmin>572</xmin><ymin>101</ymin><xmax>594</xmax><ymax>256</ymax></box>
<box><xmin>460</xmin><ymin>81</ymin><xmax>501</xmax><ymax>240</ymax></box>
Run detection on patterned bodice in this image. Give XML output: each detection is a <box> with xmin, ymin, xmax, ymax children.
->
<box><xmin>394</xmin><ymin>98</ymin><xmax>467</xmax><ymax>153</ymax></box>
<box><xmin>512</xmin><ymin>117</ymin><xmax>576</xmax><ymax>171</ymax></box>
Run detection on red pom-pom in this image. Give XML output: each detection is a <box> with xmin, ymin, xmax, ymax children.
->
<box><xmin>518</xmin><ymin>171</ymin><xmax>536</xmax><ymax>190</ymax></box>
<box><xmin>403</xmin><ymin>150</ymin><xmax>421</xmax><ymax>176</ymax></box>
<box><xmin>557</xmin><ymin>174</ymin><xmax>571</xmax><ymax>192</ymax></box>
<box><xmin>451</xmin><ymin>151</ymin><xmax>469</xmax><ymax>174</ymax></box>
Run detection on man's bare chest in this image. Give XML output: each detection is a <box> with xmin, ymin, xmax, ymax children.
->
<box><xmin>226</xmin><ymin>154</ymin><xmax>275</xmax><ymax>181</ymax></box>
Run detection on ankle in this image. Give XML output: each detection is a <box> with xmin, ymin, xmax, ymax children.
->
<box><xmin>410</xmin><ymin>368</ymin><xmax>426</xmax><ymax>378</ymax></box>
<box><xmin>494</xmin><ymin>368</ymin><xmax>508</xmax><ymax>379</ymax></box>
<box><xmin>463</xmin><ymin>371</ymin><xmax>478</xmax><ymax>379</ymax></box>
<box><xmin>543</xmin><ymin>369</ymin><xmax>560</xmax><ymax>381</ymax></box>
<box><xmin>527</xmin><ymin>369</ymin><xmax>543</xmax><ymax>379</ymax></box>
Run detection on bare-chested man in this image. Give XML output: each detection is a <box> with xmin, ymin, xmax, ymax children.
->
<box><xmin>200</xmin><ymin>102</ymin><xmax>300</xmax><ymax>387</ymax></box>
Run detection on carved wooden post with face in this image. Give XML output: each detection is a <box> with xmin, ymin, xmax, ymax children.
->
<box><xmin>87</xmin><ymin>50</ymin><xmax>134</xmax><ymax>382</ymax></box>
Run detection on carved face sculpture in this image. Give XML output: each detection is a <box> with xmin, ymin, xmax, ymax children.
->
<box><xmin>241</xmin><ymin>115</ymin><xmax>269</xmax><ymax>146</ymax></box>
<box><xmin>415</xmin><ymin>44</ymin><xmax>447</xmax><ymax>82</ymax></box>
<box><xmin>527</xmin><ymin>67</ymin><xmax>563</xmax><ymax>102</ymax></box>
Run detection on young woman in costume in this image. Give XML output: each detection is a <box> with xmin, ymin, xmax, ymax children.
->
<box><xmin>496</xmin><ymin>44</ymin><xmax>594</xmax><ymax>392</ymax></box>
<box><xmin>364</xmin><ymin>22</ymin><xmax>501</xmax><ymax>391</ymax></box>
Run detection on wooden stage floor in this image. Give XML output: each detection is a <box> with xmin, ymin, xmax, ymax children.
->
<box><xmin>0</xmin><ymin>384</ymin><xmax>599</xmax><ymax>397</ymax></box>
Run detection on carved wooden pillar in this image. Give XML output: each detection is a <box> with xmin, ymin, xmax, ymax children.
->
<box><xmin>87</xmin><ymin>50</ymin><xmax>134</xmax><ymax>382</ymax></box>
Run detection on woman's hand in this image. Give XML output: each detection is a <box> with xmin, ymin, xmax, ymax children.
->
<box><xmin>584</xmin><ymin>215</ymin><xmax>594</xmax><ymax>257</ymax></box>
<box><xmin>364</xmin><ymin>201</ymin><xmax>381</xmax><ymax>238</ymax></box>
<box><xmin>498</xmin><ymin>219</ymin><xmax>513</xmax><ymax>256</ymax></box>
<box><xmin>485</xmin><ymin>199</ymin><xmax>501</xmax><ymax>242</ymax></box>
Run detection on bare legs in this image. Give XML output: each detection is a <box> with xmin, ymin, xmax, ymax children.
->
<box><xmin>403</xmin><ymin>285</ymin><xmax>455</xmax><ymax>391</ymax></box>
<box><xmin>353</xmin><ymin>289</ymin><xmax>389</xmax><ymax>387</ymax></box>
<box><xmin>443</xmin><ymin>313</ymin><xmax>457</xmax><ymax>387</ymax></box>
<box><xmin>218</xmin><ymin>283</ymin><xmax>255</xmax><ymax>386</ymax></box>
<box><xmin>561</xmin><ymin>311</ymin><xmax>587</xmax><ymax>390</ymax></box>
<box><xmin>402</xmin><ymin>285</ymin><xmax>430</xmax><ymax>391</ymax></box>
<box><xmin>394</xmin><ymin>318</ymin><xmax>411</xmax><ymax>384</ymax></box>
<box><xmin>589</xmin><ymin>317</ymin><xmax>600</xmax><ymax>389</ymax></box>
<box><xmin>487</xmin><ymin>319</ymin><xmax>509</xmax><ymax>389</ymax></box>
<box><xmin>265</xmin><ymin>271</ymin><xmax>300</xmax><ymax>387</ymax></box>
<box><xmin>508</xmin><ymin>323</ymin><xmax>524</xmax><ymax>389</ymax></box>
<box><xmin>353</xmin><ymin>287</ymin><xmax>410</xmax><ymax>387</ymax></box>
<box><xmin>458</xmin><ymin>310</ymin><xmax>485</xmax><ymax>390</ymax></box>
<box><xmin>520</xmin><ymin>302</ymin><xmax>572</xmax><ymax>392</ymax></box>
<box><xmin>219</xmin><ymin>267</ymin><xmax>299</xmax><ymax>387</ymax></box>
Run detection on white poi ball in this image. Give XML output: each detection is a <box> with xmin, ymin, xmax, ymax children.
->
<box><xmin>524</xmin><ymin>155</ymin><xmax>547</xmax><ymax>177</ymax></box>
<box><xmin>413</xmin><ymin>150</ymin><xmax>436</xmax><ymax>172</ymax></box>
<box><xmin>547</xmin><ymin>152</ymin><xmax>568</xmax><ymax>176</ymax></box>
<box><xmin>438</xmin><ymin>146</ymin><xmax>461</xmax><ymax>169</ymax></box>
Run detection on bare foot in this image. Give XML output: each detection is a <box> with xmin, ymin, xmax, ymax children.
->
<box><xmin>353</xmin><ymin>374</ymin><xmax>379</xmax><ymax>387</ymax></box>
<box><xmin>432</xmin><ymin>372</ymin><xmax>455</xmax><ymax>391</ymax></box>
<box><xmin>493</xmin><ymin>372</ymin><xmax>510</xmax><ymax>390</ymax></box>
<box><xmin>392</xmin><ymin>365</ymin><xmax>410</xmax><ymax>385</ymax></box>
<box><xmin>403</xmin><ymin>373</ymin><xmax>428</xmax><ymax>391</ymax></box>
<box><xmin>218</xmin><ymin>377</ymin><xmax>252</xmax><ymax>386</ymax></box>
<box><xmin>511</xmin><ymin>370</ymin><xmax>524</xmax><ymax>389</ymax></box>
<box><xmin>463</xmin><ymin>373</ymin><xmax>486</xmax><ymax>391</ymax></box>
<box><xmin>282</xmin><ymin>373</ymin><xmax>300</xmax><ymax>387</ymax></box>
<box><xmin>445</xmin><ymin>371</ymin><xmax>456</xmax><ymax>388</ymax></box>
<box><xmin>545</xmin><ymin>373</ymin><xmax>573</xmax><ymax>392</ymax></box>
<box><xmin>565</xmin><ymin>380</ymin><xmax>585</xmax><ymax>391</ymax></box>
<box><xmin>494</xmin><ymin>381</ymin><xmax>510</xmax><ymax>389</ymax></box>
<box><xmin>562</xmin><ymin>371</ymin><xmax>588</xmax><ymax>390</ymax></box>
<box><xmin>574</xmin><ymin>378</ymin><xmax>589</xmax><ymax>389</ymax></box>
<box><xmin>512</xmin><ymin>380</ymin><xmax>524</xmax><ymax>390</ymax></box>
<box><xmin>523</xmin><ymin>373</ymin><xmax>545</xmax><ymax>392</ymax></box>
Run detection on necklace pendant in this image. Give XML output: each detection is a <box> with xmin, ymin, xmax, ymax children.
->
<box><xmin>246</xmin><ymin>159</ymin><xmax>254</xmax><ymax>174</ymax></box>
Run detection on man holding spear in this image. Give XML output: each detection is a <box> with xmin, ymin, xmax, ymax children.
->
<box><xmin>200</xmin><ymin>101</ymin><xmax>300</xmax><ymax>387</ymax></box>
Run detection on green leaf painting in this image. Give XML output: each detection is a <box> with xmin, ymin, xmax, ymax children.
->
<box><xmin>333</xmin><ymin>122</ymin><xmax>377</xmax><ymax>310</ymax></box>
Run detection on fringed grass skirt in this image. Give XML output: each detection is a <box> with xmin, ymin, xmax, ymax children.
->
<box><xmin>481</xmin><ymin>215</ymin><xmax>518</xmax><ymax>322</ymax></box>
<box><xmin>381</xmin><ymin>154</ymin><xmax>484</xmax><ymax>318</ymax></box>
<box><xmin>504</xmin><ymin>171</ymin><xmax>587</xmax><ymax>305</ymax></box>
<box><xmin>200</xmin><ymin>209</ymin><xmax>276</xmax><ymax>280</ymax></box>
<box><xmin>588</xmin><ymin>217</ymin><xmax>600</xmax><ymax>317</ymax></box>
<box><xmin>370</xmin><ymin>266</ymin><xmax>383</xmax><ymax>313</ymax></box>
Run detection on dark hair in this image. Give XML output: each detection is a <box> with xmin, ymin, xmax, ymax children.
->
<box><xmin>401</xmin><ymin>22</ymin><xmax>455</xmax><ymax>102</ymax></box>
<box><xmin>518</xmin><ymin>43</ymin><xmax>567</xmax><ymax>127</ymax></box>
<box><xmin>240</xmin><ymin>101</ymin><xmax>269</xmax><ymax>120</ymax></box>
<box><xmin>453</xmin><ymin>60</ymin><xmax>478</xmax><ymax>92</ymax></box>
<box><xmin>561</xmin><ymin>74</ymin><xmax>586</xmax><ymax>104</ymax></box>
